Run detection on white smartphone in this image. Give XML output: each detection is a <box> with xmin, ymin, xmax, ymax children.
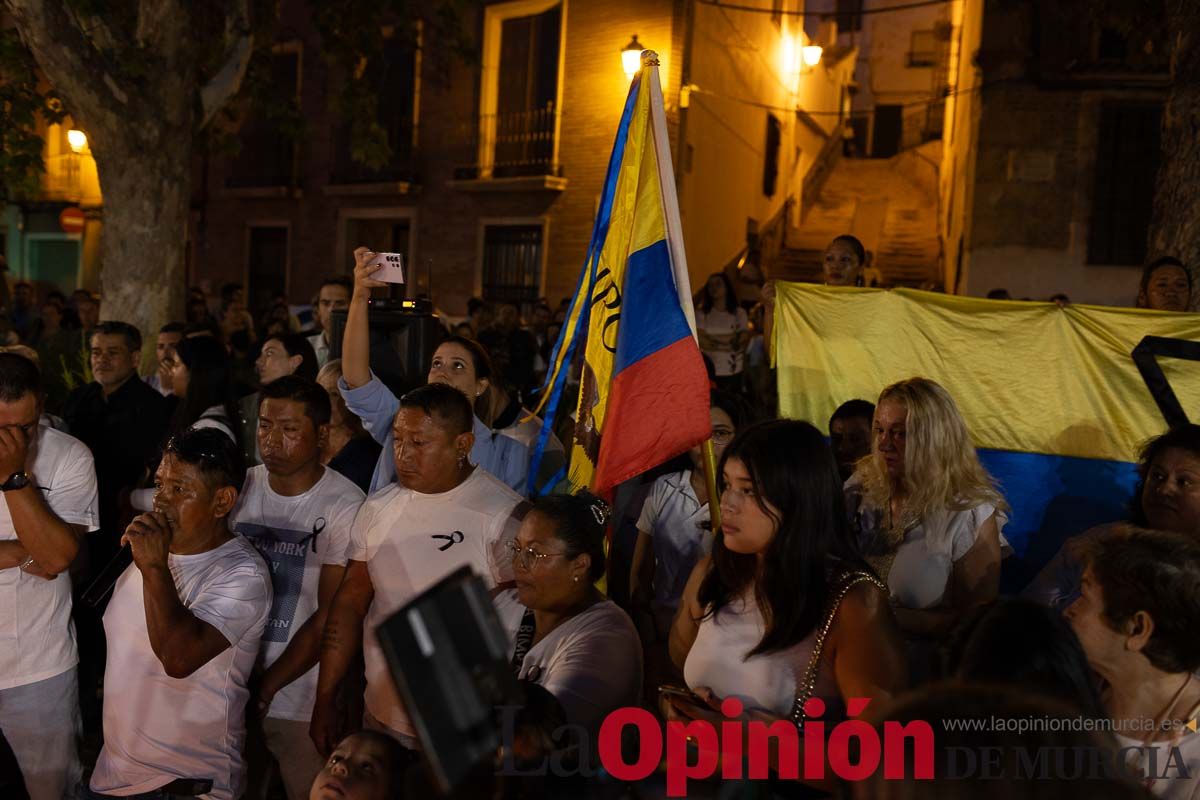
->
<box><xmin>366</xmin><ymin>251</ymin><xmax>406</xmax><ymax>284</ymax></box>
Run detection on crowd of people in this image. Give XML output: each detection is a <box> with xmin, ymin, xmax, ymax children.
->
<box><xmin>0</xmin><ymin>240</ymin><xmax>1197</xmax><ymax>800</ymax></box>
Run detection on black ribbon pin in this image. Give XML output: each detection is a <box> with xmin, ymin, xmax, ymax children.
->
<box><xmin>432</xmin><ymin>530</ymin><xmax>465</xmax><ymax>551</ymax></box>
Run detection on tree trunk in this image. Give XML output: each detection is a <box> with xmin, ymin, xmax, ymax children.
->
<box><xmin>1147</xmin><ymin>1</ymin><xmax>1200</xmax><ymax>277</ymax></box>
<box><xmin>5</xmin><ymin>0</ymin><xmax>249</xmax><ymax>336</ymax></box>
<box><xmin>94</xmin><ymin>135</ymin><xmax>192</xmax><ymax>335</ymax></box>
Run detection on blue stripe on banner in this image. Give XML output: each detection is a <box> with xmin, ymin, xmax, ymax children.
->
<box><xmin>527</xmin><ymin>75</ymin><xmax>644</xmax><ymax>496</ymax></box>
<box><xmin>614</xmin><ymin>240</ymin><xmax>692</xmax><ymax>373</ymax></box>
<box><xmin>977</xmin><ymin>449</ymin><xmax>1138</xmax><ymax>563</ymax></box>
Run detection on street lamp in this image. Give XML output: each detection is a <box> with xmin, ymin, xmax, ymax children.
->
<box><xmin>67</xmin><ymin>129</ymin><xmax>88</xmax><ymax>153</ymax></box>
<box><xmin>802</xmin><ymin>45</ymin><xmax>823</xmax><ymax>68</ymax></box>
<box><xmin>622</xmin><ymin>35</ymin><xmax>644</xmax><ymax>79</ymax></box>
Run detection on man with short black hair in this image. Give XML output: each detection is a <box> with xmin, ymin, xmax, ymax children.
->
<box><xmin>146</xmin><ymin>322</ymin><xmax>185</xmax><ymax>396</ymax></box>
<box><xmin>828</xmin><ymin>398</ymin><xmax>875</xmax><ymax>482</ymax></box>
<box><xmin>89</xmin><ymin>428</ymin><xmax>272</xmax><ymax>800</ymax></box>
<box><xmin>64</xmin><ymin>321</ymin><xmax>170</xmax><ymax>570</ymax></box>
<box><xmin>231</xmin><ymin>376</ymin><xmax>364</xmax><ymax>799</ymax></box>
<box><xmin>313</xmin><ymin>382</ymin><xmax>523</xmax><ymax>755</ymax></box>
<box><xmin>308</xmin><ymin>277</ymin><xmax>352</xmax><ymax>368</ymax></box>
<box><xmin>0</xmin><ymin>353</ymin><xmax>99</xmax><ymax>800</ymax></box>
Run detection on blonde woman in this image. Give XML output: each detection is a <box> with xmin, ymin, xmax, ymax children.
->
<box><xmin>846</xmin><ymin>378</ymin><xmax>1009</xmax><ymax>652</ymax></box>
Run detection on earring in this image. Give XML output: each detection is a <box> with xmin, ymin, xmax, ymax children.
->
<box><xmin>457</xmin><ymin>453</ymin><xmax>467</xmax><ymax>468</ymax></box>
<box><xmin>573</xmin><ymin>576</ymin><xmax>580</xmax><ymax>583</ymax></box>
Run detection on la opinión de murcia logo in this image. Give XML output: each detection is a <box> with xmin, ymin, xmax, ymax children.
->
<box><xmin>598</xmin><ymin>697</ymin><xmax>933</xmax><ymax>795</ymax></box>
<box><xmin>497</xmin><ymin>697</ymin><xmax>1195</xmax><ymax>795</ymax></box>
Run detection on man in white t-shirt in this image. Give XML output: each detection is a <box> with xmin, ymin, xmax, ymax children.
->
<box><xmin>0</xmin><ymin>353</ymin><xmax>99</xmax><ymax>800</ymax></box>
<box><xmin>312</xmin><ymin>383</ymin><xmax>525</xmax><ymax>754</ymax></box>
<box><xmin>88</xmin><ymin>428</ymin><xmax>272</xmax><ymax>800</ymax></box>
<box><xmin>230</xmin><ymin>376</ymin><xmax>364</xmax><ymax>800</ymax></box>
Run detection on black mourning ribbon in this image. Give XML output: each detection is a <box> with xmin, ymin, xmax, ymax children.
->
<box><xmin>431</xmin><ymin>530</ymin><xmax>464</xmax><ymax>552</ymax></box>
<box><xmin>302</xmin><ymin>518</ymin><xmax>327</xmax><ymax>554</ymax></box>
<box><xmin>511</xmin><ymin>608</ymin><xmax>536</xmax><ymax>676</ymax></box>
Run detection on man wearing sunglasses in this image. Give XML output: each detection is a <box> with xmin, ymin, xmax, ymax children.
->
<box><xmin>0</xmin><ymin>352</ymin><xmax>99</xmax><ymax>800</ymax></box>
<box><xmin>88</xmin><ymin>428</ymin><xmax>272</xmax><ymax>800</ymax></box>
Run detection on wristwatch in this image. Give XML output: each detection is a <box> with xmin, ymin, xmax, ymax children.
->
<box><xmin>1</xmin><ymin>471</ymin><xmax>31</xmax><ymax>492</ymax></box>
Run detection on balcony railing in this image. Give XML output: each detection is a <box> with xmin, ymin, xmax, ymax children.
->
<box><xmin>455</xmin><ymin>102</ymin><xmax>561</xmax><ymax>180</ymax></box>
<box><xmin>42</xmin><ymin>153</ymin><xmax>82</xmax><ymax>199</ymax></box>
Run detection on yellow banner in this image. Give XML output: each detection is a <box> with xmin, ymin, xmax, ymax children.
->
<box><xmin>775</xmin><ymin>283</ymin><xmax>1200</xmax><ymax>462</ymax></box>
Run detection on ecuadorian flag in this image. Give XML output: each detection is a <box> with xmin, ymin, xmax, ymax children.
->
<box><xmin>773</xmin><ymin>283</ymin><xmax>1200</xmax><ymax>569</ymax></box>
<box><xmin>530</xmin><ymin>51</ymin><xmax>710</xmax><ymax>495</ymax></box>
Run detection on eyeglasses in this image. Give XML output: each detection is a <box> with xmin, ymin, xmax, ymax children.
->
<box><xmin>506</xmin><ymin>540</ymin><xmax>567</xmax><ymax>570</ymax></box>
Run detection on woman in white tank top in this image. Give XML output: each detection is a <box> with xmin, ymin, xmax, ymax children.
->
<box><xmin>666</xmin><ymin>419</ymin><xmax>907</xmax><ymax>792</ymax></box>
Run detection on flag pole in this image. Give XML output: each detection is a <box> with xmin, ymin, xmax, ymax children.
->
<box><xmin>644</xmin><ymin>49</ymin><xmax>721</xmax><ymax>528</ymax></box>
<box><xmin>701</xmin><ymin>439</ymin><xmax>722</xmax><ymax>530</ymax></box>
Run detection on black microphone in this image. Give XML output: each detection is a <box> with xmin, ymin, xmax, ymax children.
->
<box><xmin>81</xmin><ymin>543</ymin><xmax>132</xmax><ymax>608</ymax></box>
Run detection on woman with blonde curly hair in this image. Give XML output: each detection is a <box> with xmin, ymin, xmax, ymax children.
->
<box><xmin>846</xmin><ymin>377</ymin><xmax>1009</xmax><ymax>667</ymax></box>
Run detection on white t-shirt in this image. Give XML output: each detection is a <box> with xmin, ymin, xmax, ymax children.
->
<box><xmin>229</xmin><ymin>466</ymin><xmax>364</xmax><ymax>722</ymax></box>
<box><xmin>193</xmin><ymin>404</ymin><xmax>237</xmax><ymax>443</ymax></box>
<box><xmin>91</xmin><ymin>537</ymin><xmax>272</xmax><ymax>800</ymax></box>
<box><xmin>351</xmin><ymin>468</ymin><xmax>524</xmax><ymax>740</ymax></box>
<box><xmin>696</xmin><ymin>307</ymin><xmax>749</xmax><ymax>376</ymax></box>
<box><xmin>636</xmin><ymin>470</ymin><xmax>711</xmax><ymax>613</ymax></box>
<box><xmin>494</xmin><ymin>590</ymin><xmax>642</xmax><ymax>743</ymax></box>
<box><xmin>0</xmin><ymin>425</ymin><xmax>99</xmax><ymax>690</ymax></box>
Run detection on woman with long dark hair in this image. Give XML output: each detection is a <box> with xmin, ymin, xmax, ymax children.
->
<box><xmin>666</xmin><ymin>419</ymin><xmax>906</xmax><ymax>789</ymax></box>
<box><xmin>168</xmin><ymin>335</ymin><xmax>241</xmax><ymax>449</ymax></box>
<box><xmin>695</xmin><ymin>271</ymin><xmax>749</xmax><ymax>395</ymax></box>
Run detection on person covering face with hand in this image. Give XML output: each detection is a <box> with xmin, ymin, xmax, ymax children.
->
<box><xmin>0</xmin><ymin>353</ymin><xmax>99</xmax><ymax>800</ymax></box>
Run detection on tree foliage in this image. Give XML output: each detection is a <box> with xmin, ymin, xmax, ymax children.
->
<box><xmin>3</xmin><ymin>0</ymin><xmax>476</xmax><ymax>195</ymax></box>
<box><xmin>0</xmin><ymin>24</ymin><xmax>64</xmax><ymax>200</ymax></box>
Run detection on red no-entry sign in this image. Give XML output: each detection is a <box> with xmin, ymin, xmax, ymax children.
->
<box><xmin>59</xmin><ymin>207</ymin><xmax>85</xmax><ymax>234</ymax></box>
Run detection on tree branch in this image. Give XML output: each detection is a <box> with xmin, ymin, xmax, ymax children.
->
<box><xmin>199</xmin><ymin>0</ymin><xmax>253</xmax><ymax>129</ymax></box>
<box><xmin>3</xmin><ymin>0</ymin><xmax>134</xmax><ymax>133</ymax></box>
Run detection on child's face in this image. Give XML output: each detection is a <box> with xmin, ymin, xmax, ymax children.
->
<box><xmin>310</xmin><ymin>734</ymin><xmax>394</xmax><ymax>800</ymax></box>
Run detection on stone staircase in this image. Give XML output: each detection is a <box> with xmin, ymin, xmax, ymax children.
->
<box><xmin>769</xmin><ymin>142</ymin><xmax>943</xmax><ymax>287</ymax></box>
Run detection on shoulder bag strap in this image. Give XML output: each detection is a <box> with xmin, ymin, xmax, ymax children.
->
<box><xmin>790</xmin><ymin>571</ymin><xmax>887</xmax><ymax>730</ymax></box>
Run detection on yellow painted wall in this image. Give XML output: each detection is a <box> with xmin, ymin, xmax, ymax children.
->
<box><xmin>678</xmin><ymin>0</ymin><xmax>853</xmax><ymax>292</ymax></box>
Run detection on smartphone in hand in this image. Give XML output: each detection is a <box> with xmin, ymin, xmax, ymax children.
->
<box><xmin>658</xmin><ymin>684</ymin><xmax>710</xmax><ymax>715</ymax></box>
<box><xmin>366</xmin><ymin>252</ymin><xmax>406</xmax><ymax>284</ymax></box>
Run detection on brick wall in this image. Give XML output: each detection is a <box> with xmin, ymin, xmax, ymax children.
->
<box><xmin>189</xmin><ymin>0</ymin><xmax>679</xmax><ymax>320</ymax></box>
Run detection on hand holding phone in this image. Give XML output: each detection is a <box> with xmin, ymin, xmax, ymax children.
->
<box><xmin>658</xmin><ymin>684</ymin><xmax>710</xmax><ymax>718</ymax></box>
<box><xmin>366</xmin><ymin>251</ymin><xmax>406</xmax><ymax>284</ymax></box>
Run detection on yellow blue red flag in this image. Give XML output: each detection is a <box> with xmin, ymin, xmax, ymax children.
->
<box><xmin>773</xmin><ymin>282</ymin><xmax>1200</xmax><ymax>556</ymax></box>
<box><xmin>529</xmin><ymin>52</ymin><xmax>710</xmax><ymax>494</ymax></box>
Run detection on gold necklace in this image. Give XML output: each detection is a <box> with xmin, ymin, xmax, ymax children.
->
<box><xmin>883</xmin><ymin>497</ymin><xmax>911</xmax><ymax>547</ymax></box>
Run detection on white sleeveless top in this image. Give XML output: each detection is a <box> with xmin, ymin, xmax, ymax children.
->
<box><xmin>683</xmin><ymin>593</ymin><xmax>839</xmax><ymax>717</ymax></box>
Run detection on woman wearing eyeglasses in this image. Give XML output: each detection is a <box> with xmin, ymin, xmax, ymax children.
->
<box><xmin>493</xmin><ymin>492</ymin><xmax>642</xmax><ymax>746</ymax></box>
<box><xmin>629</xmin><ymin>391</ymin><xmax>744</xmax><ymax>688</ymax></box>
